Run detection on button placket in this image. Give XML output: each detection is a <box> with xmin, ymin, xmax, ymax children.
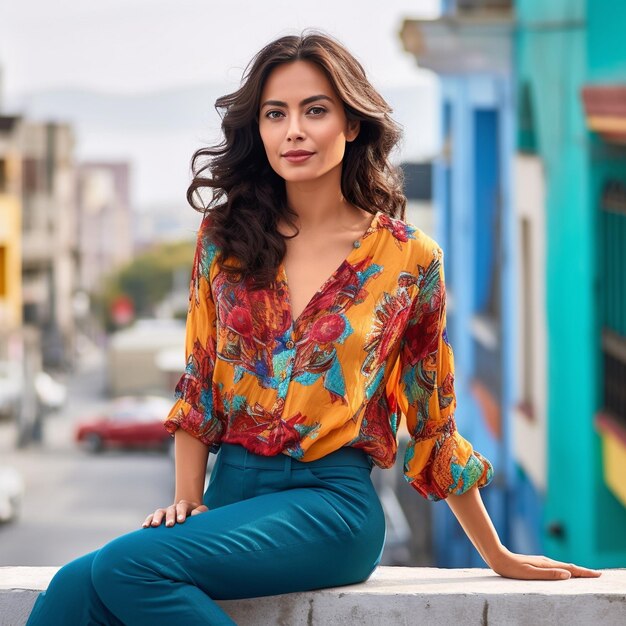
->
<box><xmin>283</xmin><ymin>334</ymin><xmax>297</xmax><ymax>376</ymax></box>
<box><xmin>277</xmin><ymin>328</ymin><xmax>297</xmax><ymax>399</ymax></box>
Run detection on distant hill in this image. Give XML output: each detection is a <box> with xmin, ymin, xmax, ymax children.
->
<box><xmin>7</xmin><ymin>81</ymin><xmax>437</xmax><ymax>218</ymax></box>
<box><xmin>7</xmin><ymin>83</ymin><xmax>232</xmax><ymax>131</ymax></box>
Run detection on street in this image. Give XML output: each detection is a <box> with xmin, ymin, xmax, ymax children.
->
<box><xmin>0</xmin><ymin>341</ymin><xmax>434</xmax><ymax>568</ymax></box>
<box><xmin>0</xmin><ymin>348</ymin><xmax>174</xmax><ymax>566</ymax></box>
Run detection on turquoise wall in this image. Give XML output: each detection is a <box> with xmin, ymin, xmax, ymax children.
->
<box><xmin>587</xmin><ymin>3</ymin><xmax>626</xmax><ymax>81</ymax></box>
<box><xmin>516</xmin><ymin>0</ymin><xmax>626</xmax><ymax>567</ymax></box>
<box><xmin>516</xmin><ymin>0</ymin><xmax>585</xmax><ymax>23</ymax></box>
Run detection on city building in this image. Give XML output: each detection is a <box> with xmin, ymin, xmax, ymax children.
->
<box><xmin>401</xmin><ymin>0</ymin><xmax>626</xmax><ymax>569</ymax></box>
<box><xmin>0</xmin><ymin>115</ymin><xmax>23</xmax><ymax>358</ymax></box>
<box><xmin>75</xmin><ymin>162</ymin><xmax>133</xmax><ymax>293</ymax></box>
<box><xmin>516</xmin><ymin>0</ymin><xmax>626</xmax><ymax>567</ymax></box>
<box><xmin>21</xmin><ymin>120</ymin><xmax>78</xmax><ymax>370</ymax></box>
<box><xmin>400</xmin><ymin>0</ymin><xmax>517</xmax><ymax>566</ymax></box>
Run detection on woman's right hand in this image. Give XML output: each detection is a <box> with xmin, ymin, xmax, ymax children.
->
<box><xmin>141</xmin><ymin>499</ymin><xmax>209</xmax><ymax>529</ymax></box>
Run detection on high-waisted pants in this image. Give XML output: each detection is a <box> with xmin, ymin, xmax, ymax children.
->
<box><xmin>25</xmin><ymin>443</ymin><xmax>387</xmax><ymax>625</ymax></box>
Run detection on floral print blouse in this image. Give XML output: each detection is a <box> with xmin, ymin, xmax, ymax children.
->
<box><xmin>163</xmin><ymin>210</ymin><xmax>494</xmax><ymax>501</ymax></box>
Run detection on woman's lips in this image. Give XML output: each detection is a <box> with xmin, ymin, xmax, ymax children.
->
<box><xmin>282</xmin><ymin>152</ymin><xmax>314</xmax><ymax>163</ymax></box>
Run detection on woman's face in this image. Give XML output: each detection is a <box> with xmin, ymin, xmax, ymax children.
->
<box><xmin>258</xmin><ymin>60</ymin><xmax>360</xmax><ymax>184</ymax></box>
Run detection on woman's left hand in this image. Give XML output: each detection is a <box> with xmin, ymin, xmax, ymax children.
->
<box><xmin>489</xmin><ymin>546</ymin><xmax>602</xmax><ymax>580</ymax></box>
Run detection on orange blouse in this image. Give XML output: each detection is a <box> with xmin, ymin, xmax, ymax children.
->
<box><xmin>163</xmin><ymin>210</ymin><xmax>494</xmax><ymax>501</ymax></box>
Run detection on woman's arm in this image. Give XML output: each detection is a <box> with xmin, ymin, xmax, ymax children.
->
<box><xmin>174</xmin><ymin>429</ymin><xmax>210</xmax><ymax>504</ymax></box>
<box><xmin>143</xmin><ymin>215</ymin><xmax>218</xmax><ymax>530</ymax></box>
<box><xmin>141</xmin><ymin>430</ymin><xmax>209</xmax><ymax>529</ymax></box>
<box><xmin>445</xmin><ymin>485</ymin><xmax>602</xmax><ymax>580</ymax></box>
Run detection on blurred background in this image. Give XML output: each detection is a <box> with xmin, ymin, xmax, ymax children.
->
<box><xmin>1</xmin><ymin>0</ymin><xmax>625</xmax><ymax>571</ymax></box>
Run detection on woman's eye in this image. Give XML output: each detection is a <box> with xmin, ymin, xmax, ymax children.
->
<box><xmin>264</xmin><ymin>107</ymin><xmax>325</xmax><ymax>120</ymax></box>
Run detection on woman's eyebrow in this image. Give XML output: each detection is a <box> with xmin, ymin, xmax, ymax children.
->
<box><xmin>260</xmin><ymin>94</ymin><xmax>333</xmax><ymax>109</ymax></box>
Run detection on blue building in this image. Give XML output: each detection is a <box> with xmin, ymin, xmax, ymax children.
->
<box><xmin>400</xmin><ymin>1</ymin><xmax>517</xmax><ymax>566</ymax></box>
<box><xmin>402</xmin><ymin>0</ymin><xmax>626</xmax><ymax>569</ymax></box>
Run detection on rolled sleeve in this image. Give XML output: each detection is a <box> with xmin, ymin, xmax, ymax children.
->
<box><xmin>163</xmin><ymin>214</ymin><xmax>223</xmax><ymax>448</ymax></box>
<box><xmin>397</xmin><ymin>245</ymin><xmax>494</xmax><ymax>501</ymax></box>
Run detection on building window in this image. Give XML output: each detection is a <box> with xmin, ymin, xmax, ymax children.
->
<box><xmin>22</xmin><ymin>157</ymin><xmax>40</xmax><ymax>193</ymax></box>
<box><xmin>518</xmin><ymin>82</ymin><xmax>538</xmax><ymax>155</ymax></box>
<box><xmin>471</xmin><ymin>108</ymin><xmax>502</xmax><ymax>405</ymax></box>
<box><xmin>473</xmin><ymin>108</ymin><xmax>501</xmax><ymax>323</ymax></box>
<box><xmin>0</xmin><ymin>159</ymin><xmax>6</xmax><ymax>193</ymax></box>
<box><xmin>600</xmin><ymin>179</ymin><xmax>626</xmax><ymax>428</ymax></box>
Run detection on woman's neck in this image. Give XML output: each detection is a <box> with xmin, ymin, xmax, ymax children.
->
<box><xmin>284</xmin><ymin>167</ymin><xmax>356</xmax><ymax>232</ymax></box>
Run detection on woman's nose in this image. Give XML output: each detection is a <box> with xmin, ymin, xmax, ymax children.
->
<box><xmin>286</xmin><ymin>116</ymin><xmax>305</xmax><ymax>141</ymax></box>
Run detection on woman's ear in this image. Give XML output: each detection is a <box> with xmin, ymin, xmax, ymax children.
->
<box><xmin>346</xmin><ymin>119</ymin><xmax>360</xmax><ymax>143</ymax></box>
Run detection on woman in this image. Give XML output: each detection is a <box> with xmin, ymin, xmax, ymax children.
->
<box><xmin>26</xmin><ymin>30</ymin><xmax>600</xmax><ymax>626</ymax></box>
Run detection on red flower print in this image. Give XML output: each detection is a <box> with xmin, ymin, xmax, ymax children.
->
<box><xmin>227</xmin><ymin>305</ymin><xmax>253</xmax><ymax>336</ymax></box>
<box><xmin>402</xmin><ymin>310</ymin><xmax>440</xmax><ymax>366</ymax></box>
<box><xmin>440</xmin><ymin>371</ymin><xmax>454</xmax><ymax>396</ymax></box>
<box><xmin>378</xmin><ymin>213</ymin><xmax>410</xmax><ymax>243</ymax></box>
<box><xmin>224</xmin><ymin>400</ymin><xmax>308</xmax><ymax>456</ymax></box>
<box><xmin>191</xmin><ymin>337</ymin><xmax>216</xmax><ymax>381</ymax></box>
<box><xmin>309</xmin><ymin>313</ymin><xmax>345</xmax><ymax>343</ymax></box>
<box><xmin>175</xmin><ymin>374</ymin><xmax>202</xmax><ymax>408</ymax></box>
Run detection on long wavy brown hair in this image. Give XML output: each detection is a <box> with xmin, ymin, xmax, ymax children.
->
<box><xmin>187</xmin><ymin>29</ymin><xmax>407</xmax><ymax>289</ymax></box>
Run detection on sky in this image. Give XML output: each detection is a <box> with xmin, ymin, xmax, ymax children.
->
<box><xmin>0</xmin><ymin>1</ymin><xmax>441</xmax><ymax>212</ymax></box>
<box><xmin>0</xmin><ymin>0</ymin><xmax>440</xmax><ymax>98</ymax></box>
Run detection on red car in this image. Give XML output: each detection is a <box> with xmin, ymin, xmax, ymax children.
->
<box><xmin>75</xmin><ymin>396</ymin><xmax>174</xmax><ymax>453</ymax></box>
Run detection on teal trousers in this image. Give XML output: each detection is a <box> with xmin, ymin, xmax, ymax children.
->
<box><xmin>26</xmin><ymin>443</ymin><xmax>386</xmax><ymax>625</ymax></box>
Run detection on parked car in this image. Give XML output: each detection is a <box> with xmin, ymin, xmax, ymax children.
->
<box><xmin>0</xmin><ymin>466</ymin><xmax>25</xmax><ymax>523</ymax></box>
<box><xmin>75</xmin><ymin>395</ymin><xmax>174</xmax><ymax>453</ymax></box>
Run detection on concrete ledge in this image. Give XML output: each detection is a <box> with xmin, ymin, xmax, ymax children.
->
<box><xmin>1</xmin><ymin>566</ymin><xmax>625</xmax><ymax>625</ymax></box>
